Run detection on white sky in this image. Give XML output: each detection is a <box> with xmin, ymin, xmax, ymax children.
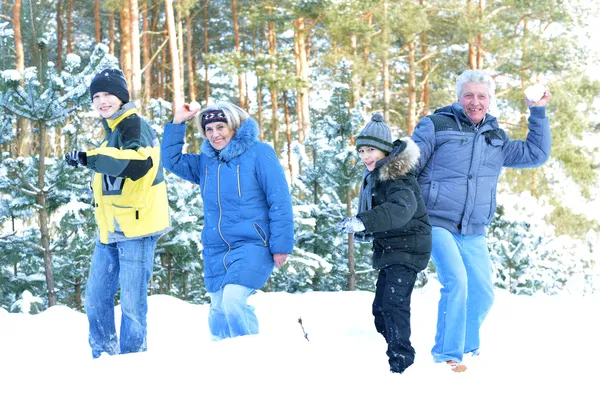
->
<box><xmin>1</xmin><ymin>283</ymin><xmax>598</xmax><ymax>399</ymax></box>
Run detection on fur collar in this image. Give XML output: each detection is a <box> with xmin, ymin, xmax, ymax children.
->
<box><xmin>377</xmin><ymin>138</ymin><xmax>421</xmax><ymax>181</ymax></box>
<box><xmin>201</xmin><ymin>118</ymin><xmax>259</xmax><ymax>162</ymax></box>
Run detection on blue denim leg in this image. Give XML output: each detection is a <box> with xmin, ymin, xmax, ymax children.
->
<box><xmin>208</xmin><ymin>289</ymin><xmax>229</xmax><ymax>340</ymax></box>
<box><xmin>117</xmin><ymin>236</ymin><xmax>157</xmax><ymax>355</ymax></box>
<box><xmin>430</xmin><ymin>227</ymin><xmax>494</xmax><ymax>363</ymax></box>
<box><xmin>462</xmin><ymin>234</ymin><xmax>495</xmax><ymax>354</ymax></box>
<box><xmin>208</xmin><ymin>284</ymin><xmax>258</xmax><ymax>340</ymax></box>
<box><xmin>84</xmin><ymin>241</ymin><xmax>121</xmax><ymax>359</ymax></box>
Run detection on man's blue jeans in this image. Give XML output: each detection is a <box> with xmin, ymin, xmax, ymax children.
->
<box><xmin>84</xmin><ymin>236</ymin><xmax>158</xmax><ymax>358</ymax></box>
<box><xmin>208</xmin><ymin>284</ymin><xmax>258</xmax><ymax>340</ymax></box>
<box><xmin>430</xmin><ymin>226</ymin><xmax>494</xmax><ymax>363</ymax></box>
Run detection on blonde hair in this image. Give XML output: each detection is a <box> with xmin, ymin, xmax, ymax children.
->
<box><xmin>197</xmin><ymin>101</ymin><xmax>249</xmax><ymax>137</ymax></box>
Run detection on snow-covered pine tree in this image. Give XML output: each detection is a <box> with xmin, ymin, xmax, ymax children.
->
<box><xmin>145</xmin><ymin>99</ymin><xmax>207</xmax><ymax>303</ymax></box>
<box><xmin>272</xmin><ymin>60</ymin><xmax>374</xmax><ymax>292</ymax></box>
<box><xmin>0</xmin><ymin>43</ymin><xmax>116</xmax><ymax>309</ymax></box>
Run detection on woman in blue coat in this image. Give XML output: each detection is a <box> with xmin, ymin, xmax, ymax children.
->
<box><xmin>162</xmin><ymin>101</ymin><xmax>294</xmax><ymax>340</ymax></box>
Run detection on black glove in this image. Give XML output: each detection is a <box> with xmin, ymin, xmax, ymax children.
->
<box><xmin>65</xmin><ymin>150</ymin><xmax>87</xmax><ymax>167</ymax></box>
<box><xmin>336</xmin><ymin>217</ymin><xmax>366</xmax><ymax>234</ymax></box>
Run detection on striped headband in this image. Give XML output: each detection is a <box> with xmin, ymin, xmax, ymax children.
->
<box><xmin>201</xmin><ymin>110</ymin><xmax>227</xmax><ymax>128</ymax></box>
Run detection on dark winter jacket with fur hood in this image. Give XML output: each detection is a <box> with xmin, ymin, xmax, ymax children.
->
<box><xmin>357</xmin><ymin>138</ymin><xmax>432</xmax><ymax>272</ymax></box>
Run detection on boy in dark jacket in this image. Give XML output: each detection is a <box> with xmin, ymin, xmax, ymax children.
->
<box><xmin>337</xmin><ymin>114</ymin><xmax>432</xmax><ymax>374</ymax></box>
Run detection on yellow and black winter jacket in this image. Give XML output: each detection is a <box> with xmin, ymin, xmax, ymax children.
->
<box><xmin>87</xmin><ymin>102</ymin><xmax>170</xmax><ymax>244</ymax></box>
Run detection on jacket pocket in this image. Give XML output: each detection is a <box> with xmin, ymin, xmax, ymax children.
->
<box><xmin>253</xmin><ymin>222</ymin><xmax>268</xmax><ymax>247</ymax></box>
<box><xmin>426</xmin><ymin>181</ymin><xmax>440</xmax><ymax>208</ymax></box>
<box><xmin>111</xmin><ymin>204</ymin><xmax>144</xmax><ymax>233</ymax></box>
<box><xmin>484</xmin><ymin>138</ymin><xmax>504</xmax><ymax>167</ymax></box>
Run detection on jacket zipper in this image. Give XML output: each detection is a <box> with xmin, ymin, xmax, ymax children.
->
<box><xmin>237</xmin><ymin>165</ymin><xmax>241</xmax><ymax>196</ymax></box>
<box><xmin>216</xmin><ymin>162</ymin><xmax>231</xmax><ymax>272</ymax></box>
<box><xmin>203</xmin><ymin>165</ymin><xmax>208</xmax><ymax>195</ymax></box>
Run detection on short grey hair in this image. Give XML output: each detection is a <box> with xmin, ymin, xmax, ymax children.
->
<box><xmin>197</xmin><ymin>101</ymin><xmax>250</xmax><ymax>137</ymax></box>
<box><xmin>456</xmin><ymin>70</ymin><xmax>495</xmax><ymax>102</ymax></box>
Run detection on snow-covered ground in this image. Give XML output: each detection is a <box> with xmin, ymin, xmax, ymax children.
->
<box><xmin>1</xmin><ymin>282</ymin><xmax>598</xmax><ymax>399</ymax></box>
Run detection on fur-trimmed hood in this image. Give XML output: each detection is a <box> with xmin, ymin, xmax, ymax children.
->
<box><xmin>377</xmin><ymin>137</ymin><xmax>421</xmax><ymax>181</ymax></box>
<box><xmin>201</xmin><ymin>117</ymin><xmax>259</xmax><ymax>162</ymax></box>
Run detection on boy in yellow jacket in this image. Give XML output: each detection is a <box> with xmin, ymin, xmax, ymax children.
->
<box><xmin>65</xmin><ymin>68</ymin><xmax>170</xmax><ymax>358</ymax></box>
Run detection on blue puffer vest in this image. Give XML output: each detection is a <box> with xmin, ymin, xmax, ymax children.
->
<box><xmin>412</xmin><ymin>103</ymin><xmax>551</xmax><ymax>235</ymax></box>
<box><xmin>161</xmin><ymin>118</ymin><xmax>294</xmax><ymax>292</ymax></box>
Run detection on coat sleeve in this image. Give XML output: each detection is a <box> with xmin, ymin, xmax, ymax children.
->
<box><xmin>411</xmin><ymin>117</ymin><xmax>436</xmax><ymax>177</ymax></box>
<box><xmin>357</xmin><ymin>180</ymin><xmax>418</xmax><ymax>233</ymax></box>
<box><xmin>254</xmin><ymin>143</ymin><xmax>294</xmax><ymax>255</ymax></box>
<box><xmin>160</xmin><ymin>122</ymin><xmax>203</xmax><ymax>185</ymax></box>
<box><xmin>502</xmin><ymin>106</ymin><xmax>552</xmax><ymax>168</ymax></box>
<box><xmin>86</xmin><ymin>115</ymin><xmax>153</xmax><ymax>181</ymax></box>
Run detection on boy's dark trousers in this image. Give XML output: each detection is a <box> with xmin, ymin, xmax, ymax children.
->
<box><xmin>372</xmin><ymin>264</ymin><xmax>418</xmax><ymax>373</ymax></box>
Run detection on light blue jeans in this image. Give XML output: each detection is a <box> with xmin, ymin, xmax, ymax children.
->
<box><xmin>431</xmin><ymin>226</ymin><xmax>494</xmax><ymax>363</ymax></box>
<box><xmin>208</xmin><ymin>284</ymin><xmax>259</xmax><ymax>340</ymax></box>
<box><xmin>84</xmin><ymin>236</ymin><xmax>158</xmax><ymax>358</ymax></box>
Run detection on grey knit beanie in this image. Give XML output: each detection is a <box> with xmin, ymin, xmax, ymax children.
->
<box><xmin>356</xmin><ymin>113</ymin><xmax>393</xmax><ymax>154</ymax></box>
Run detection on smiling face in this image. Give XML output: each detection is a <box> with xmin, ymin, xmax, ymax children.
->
<box><xmin>92</xmin><ymin>92</ymin><xmax>123</xmax><ymax>119</ymax></box>
<box><xmin>204</xmin><ymin>121</ymin><xmax>235</xmax><ymax>151</ymax></box>
<box><xmin>358</xmin><ymin>146</ymin><xmax>387</xmax><ymax>172</ymax></box>
<box><xmin>459</xmin><ymin>82</ymin><xmax>491</xmax><ymax>125</ymax></box>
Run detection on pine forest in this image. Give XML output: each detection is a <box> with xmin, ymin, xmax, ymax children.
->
<box><xmin>1</xmin><ymin>0</ymin><xmax>599</xmax><ymax>313</ymax></box>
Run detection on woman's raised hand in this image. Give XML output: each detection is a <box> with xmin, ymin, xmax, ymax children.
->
<box><xmin>173</xmin><ymin>101</ymin><xmax>201</xmax><ymax>124</ymax></box>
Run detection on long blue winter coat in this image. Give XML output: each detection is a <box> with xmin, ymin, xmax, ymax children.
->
<box><xmin>161</xmin><ymin>118</ymin><xmax>294</xmax><ymax>293</ymax></box>
<box><xmin>412</xmin><ymin>103</ymin><xmax>551</xmax><ymax>236</ymax></box>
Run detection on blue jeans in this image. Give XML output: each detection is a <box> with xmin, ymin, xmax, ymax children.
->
<box><xmin>430</xmin><ymin>226</ymin><xmax>494</xmax><ymax>363</ymax></box>
<box><xmin>208</xmin><ymin>284</ymin><xmax>258</xmax><ymax>340</ymax></box>
<box><xmin>84</xmin><ymin>236</ymin><xmax>158</xmax><ymax>358</ymax></box>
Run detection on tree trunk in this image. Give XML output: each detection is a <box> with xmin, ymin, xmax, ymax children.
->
<box><xmin>232</xmin><ymin>0</ymin><xmax>245</xmax><ymax>108</ymax></box>
<box><xmin>295</xmin><ymin>18</ymin><xmax>310</xmax><ymax>144</ymax></box>
<box><xmin>167</xmin><ymin>253</ymin><xmax>172</xmax><ymax>292</ymax></box>
<box><xmin>95</xmin><ymin>0</ymin><xmax>101</xmax><ymax>43</ymax></box>
<box><xmin>350</xmin><ymin>33</ymin><xmax>360</xmax><ymax>108</ymax></box>
<box><xmin>56</xmin><ymin>0</ymin><xmax>63</xmax><ymax>72</ymax></box>
<box><xmin>419</xmin><ymin>0</ymin><xmax>429</xmax><ymax>117</ymax></box>
<box><xmin>13</xmin><ymin>0</ymin><xmax>24</xmax><ymax>73</ymax></box>
<box><xmin>407</xmin><ymin>40</ymin><xmax>417</xmax><ymax>134</ymax></box>
<box><xmin>165</xmin><ymin>0</ymin><xmax>182</xmax><ymax>112</ymax></box>
<box><xmin>74</xmin><ymin>277</ymin><xmax>82</xmax><ymax>310</ymax></box>
<box><xmin>203</xmin><ymin>0</ymin><xmax>210</xmax><ymax>106</ymax></box>
<box><xmin>177</xmin><ymin>5</ymin><xmax>185</xmax><ymax>99</ymax></box>
<box><xmin>37</xmin><ymin>120</ymin><xmax>57</xmax><ymax>307</ymax></box>
<box><xmin>66</xmin><ymin>0</ymin><xmax>73</xmax><ymax>53</ymax></box>
<box><xmin>268</xmin><ymin>6</ymin><xmax>279</xmax><ymax>153</ymax></box>
<box><xmin>13</xmin><ymin>0</ymin><xmax>26</xmax><ymax>157</ymax></box>
<box><xmin>142</xmin><ymin>1</ymin><xmax>152</xmax><ymax>105</ymax></box>
<box><xmin>109</xmin><ymin>12</ymin><xmax>115</xmax><ymax>55</ymax></box>
<box><xmin>382</xmin><ymin>1</ymin><xmax>390</xmax><ymax>123</ymax></box>
<box><xmin>120</xmin><ymin>6</ymin><xmax>133</xmax><ymax>91</ymax></box>
<box><xmin>186</xmin><ymin>15</ymin><xmax>196</xmax><ymax>101</ymax></box>
<box><xmin>283</xmin><ymin>91</ymin><xmax>293</xmax><ymax>182</ymax></box>
<box><xmin>253</xmin><ymin>26</ymin><xmax>264</xmax><ymax>141</ymax></box>
<box><xmin>347</xmin><ymin>187</ymin><xmax>356</xmax><ymax>291</ymax></box>
<box><xmin>130</xmin><ymin>0</ymin><xmax>142</xmax><ymax>108</ymax></box>
<box><xmin>477</xmin><ymin>0</ymin><xmax>485</xmax><ymax>69</ymax></box>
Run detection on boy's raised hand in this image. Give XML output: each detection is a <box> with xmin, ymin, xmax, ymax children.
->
<box><xmin>337</xmin><ymin>217</ymin><xmax>365</xmax><ymax>234</ymax></box>
<box><xmin>65</xmin><ymin>150</ymin><xmax>87</xmax><ymax>168</ymax></box>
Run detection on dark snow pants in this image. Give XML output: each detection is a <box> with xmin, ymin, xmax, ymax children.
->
<box><xmin>372</xmin><ymin>264</ymin><xmax>417</xmax><ymax>373</ymax></box>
